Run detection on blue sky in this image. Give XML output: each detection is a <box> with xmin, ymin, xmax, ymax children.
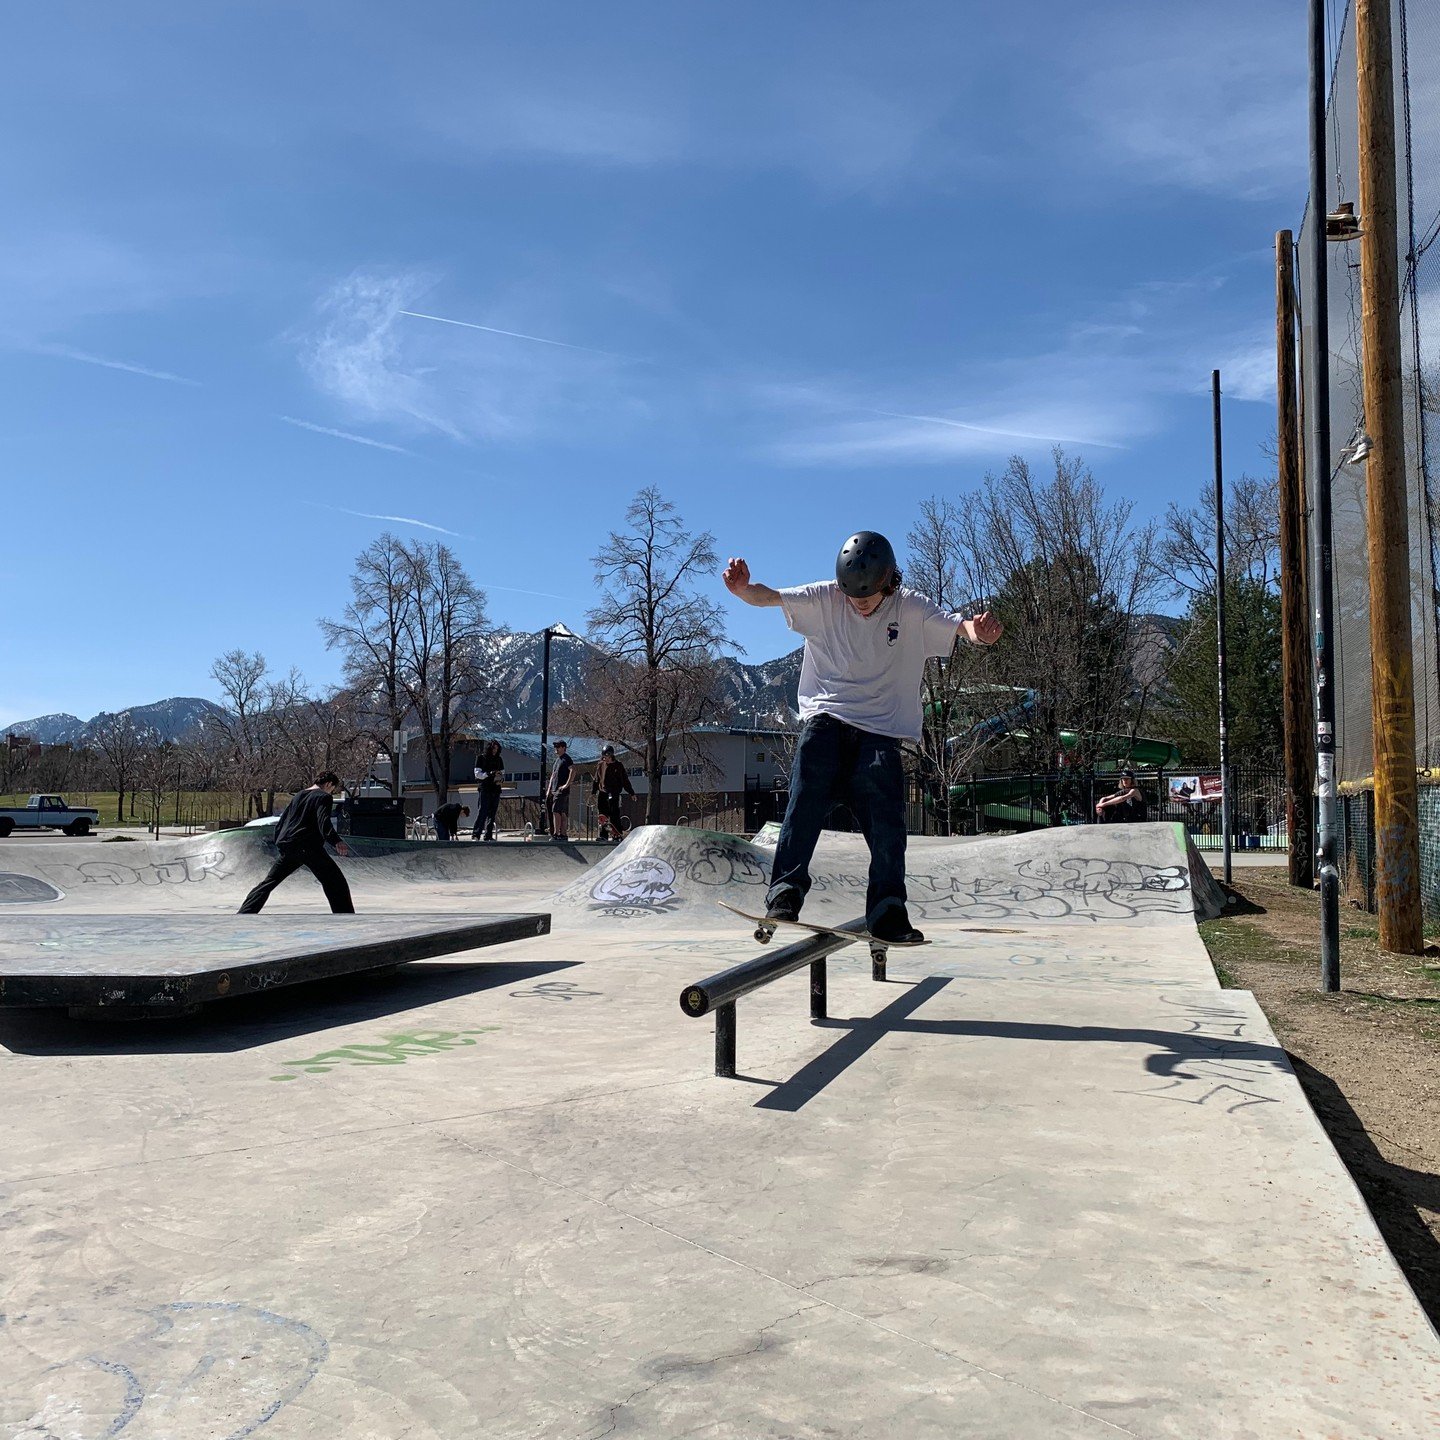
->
<box><xmin>2</xmin><ymin>0</ymin><xmax>1304</xmax><ymax>725</ymax></box>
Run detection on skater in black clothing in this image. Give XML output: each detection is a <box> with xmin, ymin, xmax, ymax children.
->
<box><xmin>238</xmin><ymin>772</ymin><xmax>355</xmax><ymax>914</ymax></box>
<box><xmin>434</xmin><ymin>800</ymin><xmax>469</xmax><ymax>842</ymax></box>
<box><xmin>592</xmin><ymin>744</ymin><xmax>634</xmax><ymax>842</ymax></box>
<box><xmin>1095</xmin><ymin>770</ymin><xmax>1147</xmax><ymax>824</ymax></box>
<box><xmin>472</xmin><ymin>740</ymin><xmax>504</xmax><ymax>840</ymax></box>
<box><xmin>545</xmin><ymin>740</ymin><xmax>573</xmax><ymax>841</ymax></box>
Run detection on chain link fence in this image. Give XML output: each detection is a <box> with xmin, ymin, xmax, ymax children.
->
<box><xmin>1298</xmin><ymin>0</ymin><xmax>1440</xmax><ymax>787</ymax></box>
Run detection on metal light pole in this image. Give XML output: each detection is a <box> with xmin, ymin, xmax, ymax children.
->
<box><xmin>1308</xmin><ymin>0</ymin><xmax>1342</xmax><ymax>990</ymax></box>
<box><xmin>1213</xmin><ymin>371</ymin><xmax>1233</xmax><ymax>886</ymax></box>
<box><xmin>538</xmin><ymin>627</ymin><xmax>555</xmax><ymax>833</ymax></box>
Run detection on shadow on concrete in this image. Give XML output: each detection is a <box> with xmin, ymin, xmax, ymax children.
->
<box><xmin>1288</xmin><ymin>1055</ymin><xmax>1440</xmax><ymax>1329</ymax></box>
<box><xmin>0</xmin><ymin>959</ymin><xmax>581</xmax><ymax>1057</ymax></box>
<box><xmin>756</xmin><ymin>976</ymin><xmax>1289</xmax><ymax>1113</ymax></box>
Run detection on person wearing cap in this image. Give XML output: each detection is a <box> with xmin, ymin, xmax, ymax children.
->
<box><xmin>592</xmin><ymin>743</ymin><xmax>635</xmax><ymax>843</ymax></box>
<box><xmin>1095</xmin><ymin>770</ymin><xmax>1147</xmax><ymax>824</ymax></box>
<box><xmin>544</xmin><ymin>739</ymin><xmax>574</xmax><ymax>841</ymax></box>
<box><xmin>722</xmin><ymin>533</ymin><xmax>1002</xmax><ymax>943</ymax></box>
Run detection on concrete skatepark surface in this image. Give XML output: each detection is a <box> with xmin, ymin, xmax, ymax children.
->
<box><xmin>3</xmin><ymin>822</ymin><xmax>1439</xmax><ymax>1436</ymax></box>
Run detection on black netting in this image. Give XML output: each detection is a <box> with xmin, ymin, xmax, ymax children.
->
<box><xmin>1298</xmin><ymin>0</ymin><xmax>1440</xmax><ymax>786</ymax></box>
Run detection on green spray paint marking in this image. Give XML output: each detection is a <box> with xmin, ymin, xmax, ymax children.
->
<box><xmin>270</xmin><ymin>1028</ymin><xmax>500</xmax><ymax>1081</ymax></box>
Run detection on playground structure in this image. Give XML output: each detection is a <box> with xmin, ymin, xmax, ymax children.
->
<box><xmin>929</xmin><ymin>686</ymin><xmax>1185</xmax><ymax>830</ymax></box>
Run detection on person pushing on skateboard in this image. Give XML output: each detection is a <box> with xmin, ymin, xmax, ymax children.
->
<box><xmin>723</xmin><ymin>532</ymin><xmax>1002</xmax><ymax>944</ymax></box>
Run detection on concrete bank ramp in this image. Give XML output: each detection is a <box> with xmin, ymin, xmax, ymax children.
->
<box><xmin>0</xmin><ymin>830</ymin><xmax>598</xmax><ymax>913</ymax></box>
<box><xmin>552</xmin><ymin>820</ymin><xmax>1225</xmax><ymax>931</ymax></box>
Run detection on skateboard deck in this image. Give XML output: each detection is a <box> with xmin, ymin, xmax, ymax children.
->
<box><xmin>718</xmin><ymin>901</ymin><xmax>1020</xmax><ymax>947</ymax></box>
<box><xmin>718</xmin><ymin>901</ymin><xmax>929</xmax><ymax>948</ymax></box>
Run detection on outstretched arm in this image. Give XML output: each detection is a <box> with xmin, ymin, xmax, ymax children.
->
<box><xmin>723</xmin><ymin>557</ymin><xmax>783</xmax><ymax>608</ymax></box>
<box><xmin>959</xmin><ymin>611</ymin><xmax>1003</xmax><ymax>647</ymax></box>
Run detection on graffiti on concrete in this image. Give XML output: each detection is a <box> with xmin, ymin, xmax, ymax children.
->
<box><xmin>31</xmin><ymin>846</ymin><xmax>234</xmax><ymax>892</ymax></box>
<box><xmin>0</xmin><ymin>873</ymin><xmax>63</xmax><ymax>904</ymax></box>
<box><xmin>589</xmin><ymin>856</ymin><xmax>680</xmax><ymax>914</ymax></box>
<box><xmin>910</xmin><ymin>856</ymin><xmax>1193</xmax><ymax>924</ymax></box>
<box><xmin>677</xmin><ymin>836</ymin><xmax>770</xmax><ymax>889</ymax></box>
<box><xmin>12</xmin><ymin>1300</ymin><xmax>326</xmax><ymax>1440</ymax></box>
<box><xmin>270</xmin><ymin>1028</ymin><xmax>499</xmax><ymax>1081</ymax></box>
<box><xmin>507</xmin><ymin>980</ymin><xmax>602</xmax><ymax>1001</ymax></box>
<box><xmin>1121</xmin><ymin>996</ymin><xmax>1285</xmax><ymax>1113</ymax></box>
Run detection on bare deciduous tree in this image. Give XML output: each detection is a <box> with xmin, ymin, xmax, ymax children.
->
<box><xmin>320</xmin><ymin>534</ymin><xmax>414</xmax><ymax>798</ymax></box>
<box><xmin>208</xmin><ymin>649</ymin><xmax>273</xmax><ymax>817</ymax></box>
<box><xmin>395</xmin><ymin>541</ymin><xmax>490</xmax><ymax>802</ymax></box>
<box><xmin>92</xmin><ymin>711</ymin><xmax>145</xmax><ymax>823</ymax></box>
<box><xmin>952</xmin><ymin>449</ymin><xmax>1164</xmax><ymax>777</ymax></box>
<box><xmin>1156</xmin><ymin>474</ymin><xmax>1280</xmax><ymax>598</ymax></box>
<box><xmin>574</xmin><ymin>488</ymin><xmax>731</xmax><ymax>822</ymax></box>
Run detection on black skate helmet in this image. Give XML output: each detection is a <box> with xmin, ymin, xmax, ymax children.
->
<box><xmin>835</xmin><ymin>531</ymin><xmax>897</xmax><ymax>598</ymax></box>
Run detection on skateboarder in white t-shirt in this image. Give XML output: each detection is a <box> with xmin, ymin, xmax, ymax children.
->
<box><xmin>723</xmin><ymin>531</ymin><xmax>1002</xmax><ymax>943</ymax></box>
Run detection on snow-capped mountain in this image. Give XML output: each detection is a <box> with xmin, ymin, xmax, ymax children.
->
<box><xmin>3</xmin><ymin>697</ymin><xmax>230</xmax><ymax>746</ymax></box>
<box><xmin>4</xmin><ymin>633</ymin><xmax>806</xmax><ymax>746</ymax></box>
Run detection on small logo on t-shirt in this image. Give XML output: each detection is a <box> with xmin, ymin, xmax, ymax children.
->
<box><xmin>886</xmin><ymin>622</ymin><xmax>899</xmax><ymax>646</ymax></box>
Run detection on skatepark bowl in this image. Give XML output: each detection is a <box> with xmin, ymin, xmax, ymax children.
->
<box><xmin>3</xmin><ymin>821</ymin><xmax>1439</xmax><ymax>1436</ymax></box>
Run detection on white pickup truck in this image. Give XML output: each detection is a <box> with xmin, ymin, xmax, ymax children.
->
<box><xmin>0</xmin><ymin>794</ymin><xmax>101</xmax><ymax>837</ymax></box>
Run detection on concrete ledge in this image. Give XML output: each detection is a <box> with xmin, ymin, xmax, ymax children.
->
<box><xmin>0</xmin><ymin>913</ymin><xmax>550</xmax><ymax>1015</ymax></box>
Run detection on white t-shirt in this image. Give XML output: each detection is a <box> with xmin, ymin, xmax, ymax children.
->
<box><xmin>779</xmin><ymin>582</ymin><xmax>970</xmax><ymax>742</ymax></box>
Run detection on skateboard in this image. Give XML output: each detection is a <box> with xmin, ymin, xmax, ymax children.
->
<box><xmin>718</xmin><ymin>900</ymin><xmax>1020</xmax><ymax>953</ymax></box>
<box><xmin>718</xmin><ymin>900</ymin><xmax>930</xmax><ymax>955</ymax></box>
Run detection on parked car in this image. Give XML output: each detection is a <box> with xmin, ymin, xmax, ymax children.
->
<box><xmin>0</xmin><ymin>794</ymin><xmax>102</xmax><ymax>837</ymax></box>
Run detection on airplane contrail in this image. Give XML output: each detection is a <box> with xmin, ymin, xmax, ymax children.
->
<box><xmin>37</xmin><ymin>344</ymin><xmax>201</xmax><ymax>386</ymax></box>
<box><xmin>281</xmin><ymin>415</ymin><xmax>413</xmax><ymax>454</ymax></box>
<box><xmin>858</xmin><ymin>406</ymin><xmax>1127</xmax><ymax>451</ymax></box>
<box><xmin>303</xmin><ymin>501</ymin><xmax>465</xmax><ymax>537</ymax></box>
<box><xmin>399</xmin><ymin>309</ymin><xmax>617</xmax><ymax>356</ymax></box>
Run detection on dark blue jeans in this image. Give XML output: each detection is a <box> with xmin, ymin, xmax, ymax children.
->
<box><xmin>767</xmin><ymin>714</ymin><xmax>907</xmax><ymax>927</ymax></box>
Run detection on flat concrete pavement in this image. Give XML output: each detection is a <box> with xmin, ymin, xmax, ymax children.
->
<box><xmin>3</xmin><ymin>823</ymin><xmax>1438</xmax><ymax>1437</ymax></box>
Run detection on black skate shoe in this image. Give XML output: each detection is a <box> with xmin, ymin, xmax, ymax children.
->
<box><xmin>869</xmin><ymin>908</ymin><xmax>925</xmax><ymax>945</ymax></box>
<box><xmin>765</xmin><ymin>892</ymin><xmax>802</xmax><ymax>924</ymax></box>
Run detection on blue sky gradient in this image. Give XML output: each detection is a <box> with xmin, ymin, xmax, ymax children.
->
<box><xmin>3</xmin><ymin>1</ymin><xmax>1304</xmax><ymax>724</ymax></box>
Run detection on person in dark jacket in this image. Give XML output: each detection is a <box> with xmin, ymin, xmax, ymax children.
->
<box><xmin>238</xmin><ymin>772</ymin><xmax>355</xmax><ymax>914</ymax></box>
<box><xmin>433</xmin><ymin>800</ymin><xmax>469</xmax><ymax>842</ymax></box>
<box><xmin>1095</xmin><ymin>770</ymin><xmax>1147</xmax><ymax>824</ymax></box>
<box><xmin>592</xmin><ymin>744</ymin><xmax>635</xmax><ymax>842</ymax></box>
<box><xmin>472</xmin><ymin>740</ymin><xmax>504</xmax><ymax>841</ymax></box>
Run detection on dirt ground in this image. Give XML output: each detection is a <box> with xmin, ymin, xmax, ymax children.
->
<box><xmin>1200</xmin><ymin>871</ymin><xmax>1440</xmax><ymax>1326</ymax></box>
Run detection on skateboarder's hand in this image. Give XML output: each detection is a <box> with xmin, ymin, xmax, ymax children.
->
<box><xmin>335</xmin><ymin>841</ymin><xmax>351</xmax><ymax>857</ymax></box>
<box><xmin>723</xmin><ymin>557</ymin><xmax>751</xmax><ymax>595</ymax></box>
<box><xmin>965</xmin><ymin>610</ymin><xmax>1003</xmax><ymax>647</ymax></box>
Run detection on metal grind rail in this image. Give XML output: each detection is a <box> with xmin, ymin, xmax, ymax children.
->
<box><xmin>679</xmin><ymin>918</ymin><xmax>886</xmax><ymax>1077</ymax></box>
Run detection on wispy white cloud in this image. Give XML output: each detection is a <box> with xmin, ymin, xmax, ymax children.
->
<box><xmin>758</xmin><ymin>378</ymin><xmax>1142</xmax><ymax>467</ymax></box>
<box><xmin>399</xmin><ymin>309</ymin><xmax>620</xmax><ymax>356</ymax></box>
<box><xmin>298</xmin><ymin>268</ymin><xmax>645</xmax><ymax>445</ymax></box>
<box><xmin>1062</xmin><ymin>7</ymin><xmax>1304</xmax><ymax>199</ymax></box>
<box><xmin>299</xmin><ymin>270</ymin><xmax>466</xmax><ymax>441</ymax></box>
<box><xmin>302</xmin><ymin>500</ymin><xmax>464</xmax><ymax>537</ymax></box>
<box><xmin>33</xmin><ymin>343</ymin><xmax>200</xmax><ymax>386</ymax></box>
<box><xmin>280</xmin><ymin>415</ymin><xmax>412</xmax><ymax>454</ymax></box>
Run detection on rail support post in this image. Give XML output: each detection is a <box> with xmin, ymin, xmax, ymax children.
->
<box><xmin>715</xmin><ymin>1002</ymin><xmax>737</xmax><ymax>1078</ymax></box>
<box><xmin>809</xmin><ymin>958</ymin><xmax>827</xmax><ymax>1020</ymax></box>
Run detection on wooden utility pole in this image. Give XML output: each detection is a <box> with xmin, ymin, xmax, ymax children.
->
<box><xmin>1276</xmin><ymin>231</ymin><xmax>1315</xmax><ymax>889</ymax></box>
<box><xmin>1357</xmin><ymin>0</ymin><xmax>1423</xmax><ymax>953</ymax></box>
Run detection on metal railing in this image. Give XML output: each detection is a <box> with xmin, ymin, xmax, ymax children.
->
<box><xmin>679</xmin><ymin>919</ymin><xmax>882</xmax><ymax>1077</ymax></box>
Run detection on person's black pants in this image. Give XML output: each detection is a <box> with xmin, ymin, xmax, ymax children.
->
<box><xmin>473</xmin><ymin>789</ymin><xmax>500</xmax><ymax>839</ymax></box>
<box><xmin>597</xmin><ymin>791</ymin><xmax>626</xmax><ymax>833</ymax></box>
<box><xmin>238</xmin><ymin>845</ymin><xmax>355</xmax><ymax>914</ymax></box>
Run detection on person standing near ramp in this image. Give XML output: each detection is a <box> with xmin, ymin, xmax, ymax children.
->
<box><xmin>593</xmin><ymin>744</ymin><xmax>635</xmax><ymax>843</ymax></box>
<box><xmin>238</xmin><ymin>771</ymin><xmax>355</xmax><ymax>914</ymax></box>
<box><xmin>723</xmin><ymin>533</ymin><xmax>1001</xmax><ymax>943</ymax></box>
